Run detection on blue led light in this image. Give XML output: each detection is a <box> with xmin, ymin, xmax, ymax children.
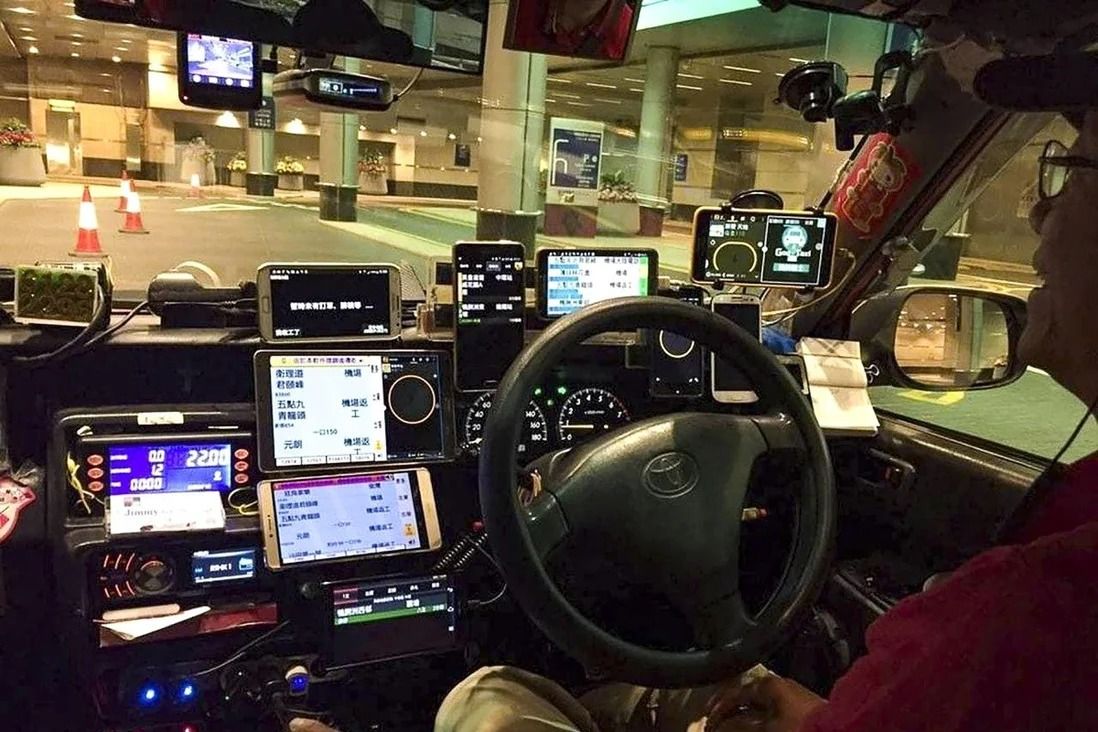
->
<box><xmin>136</xmin><ymin>682</ymin><xmax>163</xmax><ymax>708</ymax></box>
<box><xmin>288</xmin><ymin>674</ymin><xmax>308</xmax><ymax>694</ymax></box>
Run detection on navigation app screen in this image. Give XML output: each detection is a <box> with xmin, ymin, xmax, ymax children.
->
<box><xmin>259</xmin><ymin>352</ymin><xmax>450</xmax><ymax>471</ymax></box>
<box><xmin>185</xmin><ymin>34</ymin><xmax>254</xmax><ymax>88</ymax></box>
<box><xmin>272</xmin><ymin>472</ymin><xmax>424</xmax><ymax>566</ymax></box>
<box><xmin>694</xmin><ymin>210</ymin><xmax>835</xmax><ymax>287</ymax></box>
<box><xmin>542</xmin><ymin>249</ymin><xmax>655</xmax><ymax>318</ymax></box>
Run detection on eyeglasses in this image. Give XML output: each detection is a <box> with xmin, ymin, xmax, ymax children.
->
<box><xmin>1039</xmin><ymin>139</ymin><xmax>1098</xmax><ymax>200</ymax></box>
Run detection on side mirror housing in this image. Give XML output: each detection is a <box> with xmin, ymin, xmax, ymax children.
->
<box><xmin>850</xmin><ymin>286</ymin><xmax>1028</xmax><ymax>392</ymax></box>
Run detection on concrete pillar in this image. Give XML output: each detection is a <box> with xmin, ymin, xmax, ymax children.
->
<box><xmin>475</xmin><ymin>0</ymin><xmax>547</xmax><ymax>256</ymax></box>
<box><xmin>635</xmin><ymin>46</ymin><xmax>678</xmax><ymax>234</ymax></box>
<box><xmin>803</xmin><ymin>13</ymin><xmax>889</xmax><ymax>203</ymax></box>
<box><xmin>245</xmin><ymin>46</ymin><xmax>276</xmax><ymax>196</ymax></box>
<box><xmin>318</xmin><ymin>57</ymin><xmax>362</xmax><ymax>221</ymax></box>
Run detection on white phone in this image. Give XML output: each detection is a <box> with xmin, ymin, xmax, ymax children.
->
<box><xmin>256</xmin><ymin>262</ymin><xmax>401</xmax><ymax>343</ymax></box>
<box><xmin>710</xmin><ymin>293</ymin><xmax>762</xmax><ymax>404</ymax></box>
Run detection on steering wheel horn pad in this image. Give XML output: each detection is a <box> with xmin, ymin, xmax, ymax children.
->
<box><xmin>480</xmin><ymin>297</ymin><xmax>835</xmax><ymax>687</ymax></box>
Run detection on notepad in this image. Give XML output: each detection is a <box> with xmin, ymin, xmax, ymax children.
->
<box><xmin>797</xmin><ymin>337</ymin><xmax>879</xmax><ymax>437</ymax></box>
<box><xmin>100</xmin><ymin>605</ymin><xmax>210</xmax><ymax>641</ymax></box>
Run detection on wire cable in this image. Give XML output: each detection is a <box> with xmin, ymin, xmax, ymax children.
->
<box><xmin>761</xmin><ymin>249</ymin><xmax>858</xmax><ymax>327</ymax></box>
<box><xmin>81</xmin><ymin>300</ymin><xmax>149</xmax><ymax>349</ymax></box>
<box><xmin>13</xmin><ymin>284</ymin><xmax>108</xmax><ymax>366</ymax></box>
<box><xmin>395</xmin><ymin>67</ymin><xmax>425</xmax><ymax>100</ymax></box>
<box><xmin>194</xmin><ymin>620</ymin><xmax>291</xmax><ymax>678</ymax></box>
<box><xmin>994</xmin><ymin>393</ymin><xmax>1098</xmax><ymax>543</ymax></box>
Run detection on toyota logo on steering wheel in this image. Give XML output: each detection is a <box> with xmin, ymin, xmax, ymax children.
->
<box><xmin>643</xmin><ymin>452</ymin><xmax>700</xmax><ymax>497</ymax></box>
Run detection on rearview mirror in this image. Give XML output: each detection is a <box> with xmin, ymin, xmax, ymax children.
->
<box><xmin>76</xmin><ymin>0</ymin><xmax>487</xmax><ymax>75</ymax></box>
<box><xmin>851</xmin><ymin>287</ymin><xmax>1028</xmax><ymax>392</ymax></box>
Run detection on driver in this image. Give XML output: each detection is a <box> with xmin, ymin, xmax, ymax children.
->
<box><xmin>291</xmin><ymin>52</ymin><xmax>1098</xmax><ymax>732</ymax></box>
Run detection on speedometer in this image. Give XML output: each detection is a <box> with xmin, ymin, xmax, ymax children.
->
<box><xmin>557</xmin><ymin>388</ymin><xmax>630</xmax><ymax>444</ymax></box>
<box><xmin>463</xmin><ymin>392</ymin><xmax>551</xmax><ymax>458</ymax></box>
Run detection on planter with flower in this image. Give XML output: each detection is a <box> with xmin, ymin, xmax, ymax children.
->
<box><xmin>227</xmin><ymin>151</ymin><xmax>247</xmax><ymax>187</ymax></box>
<box><xmin>0</xmin><ymin>118</ymin><xmax>45</xmax><ymax>186</ymax></box>
<box><xmin>276</xmin><ymin>156</ymin><xmax>305</xmax><ymax>190</ymax></box>
<box><xmin>597</xmin><ymin>171</ymin><xmax>640</xmax><ymax>234</ymax></box>
<box><xmin>358</xmin><ymin>150</ymin><xmax>389</xmax><ymax>195</ymax></box>
<box><xmin>180</xmin><ymin>136</ymin><xmax>216</xmax><ymax>185</ymax></box>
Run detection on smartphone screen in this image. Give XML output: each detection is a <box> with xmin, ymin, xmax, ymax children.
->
<box><xmin>454</xmin><ymin>242</ymin><xmax>526</xmax><ymax>392</ymax></box>
<box><xmin>711</xmin><ymin>297</ymin><xmax>761</xmax><ymax>402</ymax></box>
<box><xmin>650</xmin><ymin>287</ymin><xmax>706</xmax><ymax>398</ymax></box>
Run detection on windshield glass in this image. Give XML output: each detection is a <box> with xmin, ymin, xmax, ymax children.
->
<box><xmin>0</xmin><ymin>2</ymin><xmax>904</xmax><ymax>295</ymax></box>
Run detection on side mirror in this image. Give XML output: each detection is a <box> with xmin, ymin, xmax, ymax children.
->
<box><xmin>851</xmin><ymin>287</ymin><xmax>1028</xmax><ymax>391</ymax></box>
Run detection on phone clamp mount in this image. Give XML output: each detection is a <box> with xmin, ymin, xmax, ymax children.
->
<box><xmin>777</xmin><ymin>51</ymin><xmax>915</xmax><ymax>151</ymax></box>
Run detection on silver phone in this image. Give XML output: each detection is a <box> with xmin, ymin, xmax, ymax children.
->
<box><xmin>256</xmin><ymin>262</ymin><xmax>401</xmax><ymax>343</ymax></box>
<box><xmin>710</xmin><ymin>293</ymin><xmax>761</xmax><ymax>404</ymax></box>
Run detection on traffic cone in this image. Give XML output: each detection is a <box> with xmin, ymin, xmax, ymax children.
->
<box><xmin>188</xmin><ymin>173</ymin><xmax>203</xmax><ymax>198</ymax></box>
<box><xmin>118</xmin><ymin>190</ymin><xmax>149</xmax><ymax>235</ymax></box>
<box><xmin>115</xmin><ymin>170</ymin><xmax>131</xmax><ymax>213</ymax></box>
<box><xmin>71</xmin><ymin>185</ymin><xmax>105</xmax><ymax>257</ymax></box>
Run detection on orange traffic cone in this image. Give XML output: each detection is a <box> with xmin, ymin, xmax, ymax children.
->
<box><xmin>71</xmin><ymin>185</ymin><xmax>104</xmax><ymax>257</ymax></box>
<box><xmin>118</xmin><ymin>190</ymin><xmax>149</xmax><ymax>235</ymax></box>
<box><xmin>115</xmin><ymin>170</ymin><xmax>132</xmax><ymax>213</ymax></box>
<box><xmin>188</xmin><ymin>173</ymin><xmax>203</xmax><ymax>198</ymax></box>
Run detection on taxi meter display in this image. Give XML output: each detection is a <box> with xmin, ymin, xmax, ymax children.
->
<box><xmin>254</xmin><ymin>351</ymin><xmax>452</xmax><ymax>472</ymax></box>
<box><xmin>108</xmin><ymin>442</ymin><xmax>232</xmax><ymax>495</ymax></box>
<box><xmin>691</xmin><ymin>208</ymin><xmax>837</xmax><ymax>288</ymax></box>
<box><xmin>260</xmin><ymin>469</ymin><xmax>440</xmax><ymax>568</ymax></box>
<box><xmin>537</xmin><ymin>248</ymin><xmax>658</xmax><ymax>319</ymax></box>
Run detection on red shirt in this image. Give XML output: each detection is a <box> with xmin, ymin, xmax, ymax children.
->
<box><xmin>803</xmin><ymin>455</ymin><xmax>1098</xmax><ymax>731</ymax></box>
<box><xmin>509</xmin><ymin>0</ymin><xmax>634</xmax><ymax>60</ymax></box>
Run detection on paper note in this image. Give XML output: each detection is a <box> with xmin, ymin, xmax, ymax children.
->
<box><xmin>108</xmin><ymin>491</ymin><xmax>226</xmax><ymax>536</ymax></box>
<box><xmin>797</xmin><ymin>338</ymin><xmax>879</xmax><ymax>437</ymax></box>
<box><xmin>101</xmin><ymin>605</ymin><xmax>210</xmax><ymax>641</ymax></box>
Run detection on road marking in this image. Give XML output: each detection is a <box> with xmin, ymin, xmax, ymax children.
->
<box><xmin>896</xmin><ymin>390</ymin><xmax>966</xmax><ymax>405</ymax></box>
<box><xmin>176</xmin><ymin>203</ymin><xmax>269</xmax><ymax>213</ymax></box>
<box><xmin>319</xmin><ymin>219</ymin><xmax>453</xmax><ymax>256</ymax></box>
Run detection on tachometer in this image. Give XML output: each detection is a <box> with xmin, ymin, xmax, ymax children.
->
<box><xmin>463</xmin><ymin>393</ymin><xmax>551</xmax><ymax>458</ymax></box>
<box><xmin>557</xmin><ymin>388</ymin><xmax>630</xmax><ymax>444</ymax></box>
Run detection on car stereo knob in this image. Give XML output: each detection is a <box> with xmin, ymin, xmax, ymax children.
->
<box><xmin>131</xmin><ymin>554</ymin><xmax>175</xmax><ymax>595</ymax></box>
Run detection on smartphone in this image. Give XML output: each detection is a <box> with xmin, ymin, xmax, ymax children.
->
<box><xmin>650</xmin><ymin>287</ymin><xmax>706</xmax><ymax>398</ymax></box>
<box><xmin>453</xmin><ymin>241</ymin><xmax>526</xmax><ymax>392</ymax></box>
<box><xmin>710</xmin><ymin>294</ymin><xmax>762</xmax><ymax>404</ymax></box>
<box><xmin>259</xmin><ymin>468</ymin><xmax>442</xmax><ymax>570</ymax></box>
<box><xmin>256</xmin><ymin>263</ymin><xmax>401</xmax><ymax>343</ymax></box>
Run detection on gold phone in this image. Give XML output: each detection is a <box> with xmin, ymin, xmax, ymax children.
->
<box><xmin>258</xmin><ymin>468</ymin><xmax>441</xmax><ymax>570</ymax></box>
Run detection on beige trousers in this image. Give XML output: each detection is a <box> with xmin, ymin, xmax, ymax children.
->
<box><xmin>434</xmin><ymin>666</ymin><xmax>723</xmax><ymax>732</ymax></box>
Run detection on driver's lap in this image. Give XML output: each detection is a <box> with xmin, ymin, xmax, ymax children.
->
<box><xmin>436</xmin><ymin>666</ymin><xmax>721</xmax><ymax>732</ymax></box>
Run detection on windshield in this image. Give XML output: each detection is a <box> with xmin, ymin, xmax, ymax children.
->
<box><xmin>0</xmin><ymin>2</ymin><xmax>905</xmax><ymax>296</ymax></box>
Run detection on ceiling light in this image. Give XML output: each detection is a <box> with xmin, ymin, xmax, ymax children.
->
<box><xmin>111</xmin><ymin>55</ymin><xmax>121</xmax><ymax>63</ymax></box>
<box><xmin>789</xmin><ymin>57</ymin><xmax>810</xmax><ymax>63</ymax></box>
<box><xmin>719</xmin><ymin>79</ymin><xmax>753</xmax><ymax>86</ymax></box>
<box><xmin>547</xmin><ymin>77</ymin><xmax>572</xmax><ymax>83</ymax></box>
<box><xmin>99</xmin><ymin>88</ymin><xmax>111</xmax><ymax>93</ymax></box>
<box><xmin>18</xmin><ymin>26</ymin><xmax>31</xmax><ymax>32</ymax></box>
<box><xmin>99</xmin><ymin>73</ymin><xmax>111</xmax><ymax>77</ymax></box>
<box><xmin>27</xmin><ymin>45</ymin><xmax>37</xmax><ymax>54</ymax></box>
<box><xmin>677</xmin><ymin>72</ymin><xmax>704</xmax><ymax>79</ymax></box>
<box><xmin>8</xmin><ymin>7</ymin><xmax>35</xmax><ymax>15</ymax></box>
<box><xmin>70</xmin><ymin>52</ymin><xmax>79</xmax><ymax>57</ymax></box>
<box><xmin>628</xmin><ymin>88</ymin><xmax>643</xmax><ymax>93</ymax></box>
<box><xmin>447</xmin><ymin>132</ymin><xmax>456</xmax><ymax>140</ymax></box>
<box><xmin>477</xmin><ymin>136</ymin><xmax>482</xmax><ymax>142</ymax></box>
<box><xmin>65</xmin><ymin>14</ymin><xmax>83</xmax><ymax>20</ymax></box>
<box><xmin>419</xmin><ymin>130</ymin><xmax>427</xmax><ymax>137</ymax></box>
<box><xmin>555</xmin><ymin>92</ymin><xmax>581</xmax><ymax>99</ymax></box>
<box><xmin>285</xmin><ymin>118</ymin><xmax>306</xmax><ymax>134</ymax></box>
<box><xmin>389</xmin><ymin>127</ymin><xmax>398</xmax><ymax>134</ymax></box>
<box><xmin>775</xmin><ymin>73</ymin><xmax>785</xmax><ymax>77</ymax></box>
<box><xmin>624</xmin><ymin>77</ymin><xmax>644</xmax><ymax>83</ymax></box>
<box><xmin>594</xmin><ymin>98</ymin><xmax>621</xmax><ymax>105</ymax></box>
<box><xmin>723</xmin><ymin>65</ymin><xmax>761</xmax><ymax>74</ymax></box>
<box><xmin>565</xmin><ymin>101</ymin><xmax>592</xmax><ymax>107</ymax></box>
<box><xmin>676</xmin><ymin>84</ymin><xmax>702</xmax><ymax>91</ymax></box>
<box><xmin>71</xmin><ymin>32</ymin><xmax>84</xmax><ymax>38</ymax></box>
<box><xmin>71</xmin><ymin>41</ymin><xmax>81</xmax><ymax>47</ymax></box>
<box><xmin>114</xmin><ymin>47</ymin><xmax>127</xmax><ymax>51</ymax></box>
<box><xmin>19</xmin><ymin>35</ymin><xmax>35</xmax><ymax>41</ymax></box>
<box><xmin>545</xmin><ymin>98</ymin><xmax>557</xmax><ymax>103</ymax></box>
<box><xmin>584</xmin><ymin>82</ymin><xmax>617</xmax><ymax>89</ymax></box>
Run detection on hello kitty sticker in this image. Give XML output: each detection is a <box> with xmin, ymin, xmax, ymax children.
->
<box><xmin>0</xmin><ymin>477</ymin><xmax>35</xmax><ymax>544</ymax></box>
<box><xmin>833</xmin><ymin>133</ymin><xmax>921</xmax><ymax>237</ymax></box>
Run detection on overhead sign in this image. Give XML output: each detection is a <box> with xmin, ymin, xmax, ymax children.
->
<box><xmin>674</xmin><ymin>153</ymin><xmax>688</xmax><ymax>182</ymax></box>
<box><xmin>248</xmin><ymin>96</ymin><xmax>276</xmax><ymax>130</ymax></box>
<box><xmin>548</xmin><ymin>117</ymin><xmax>604</xmax><ymax>207</ymax></box>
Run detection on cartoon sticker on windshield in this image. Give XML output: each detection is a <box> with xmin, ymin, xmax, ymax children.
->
<box><xmin>0</xmin><ymin>477</ymin><xmax>35</xmax><ymax>545</ymax></box>
<box><xmin>833</xmin><ymin>133</ymin><xmax>921</xmax><ymax>236</ymax></box>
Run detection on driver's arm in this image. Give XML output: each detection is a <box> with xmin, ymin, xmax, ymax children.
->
<box><xmin>709</xmin><ymin>526</ymin><xmax>1098</xmax><ymax>732</ymax></box>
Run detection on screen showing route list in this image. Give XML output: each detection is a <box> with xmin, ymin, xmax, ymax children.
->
<box><xmin>260</xmin><ymin>352</ymin><xmax>448</xmax><ymax>470</ymax></box>
<box><xmin>272</xmin><ymin>472</ymin><xmax>423</xmax><ymax>565</ymax></box>
<box><xmin>542</xmin><ymin>250</ymin><xmax>655</xmax><ymax>318</ymax></box>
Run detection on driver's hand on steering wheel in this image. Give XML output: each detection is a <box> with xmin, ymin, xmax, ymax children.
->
<box><xmin>704</xmin><ymin>674</ymin><xmax>824</xmax><ymax>732</ymax></box>
<box><xmin>289</xmin><ymin>719</ymin><xmax>338</xmax><ymax>732</ymax></box>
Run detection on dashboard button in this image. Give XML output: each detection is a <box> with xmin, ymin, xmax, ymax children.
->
<box><xmin>88</xmin><ymin>481</ymin><xmax>104</xmax><ymax>492</ymax></box>
<box><xmin>234</xmin><ymin>461</ymin><xmax>248</xmax><ymax>472</ymax></box>
<box><xmin>87</xmin><ymin>454</ymin><xmax>104</xmax><ymax>467</ymax></box>
<box><xmin>88</xmin><ymin>467</ymin><xmax>104</xmax><ymax>480</ymax></box>
<box><xmin>234</xmin><ymin>474</ymin><xmax>249</xmax><ymax>484</ymax></box>
<box><xmin>234</xmin><ymin>448</ymin><xmax>249</xmax><ymax>460</ymax></box>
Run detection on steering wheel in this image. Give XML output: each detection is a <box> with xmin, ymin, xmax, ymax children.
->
<box><xmin>479</xmin><ymin>297</ymin><xmax>835</xmax><ymax>688</ymax></box>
